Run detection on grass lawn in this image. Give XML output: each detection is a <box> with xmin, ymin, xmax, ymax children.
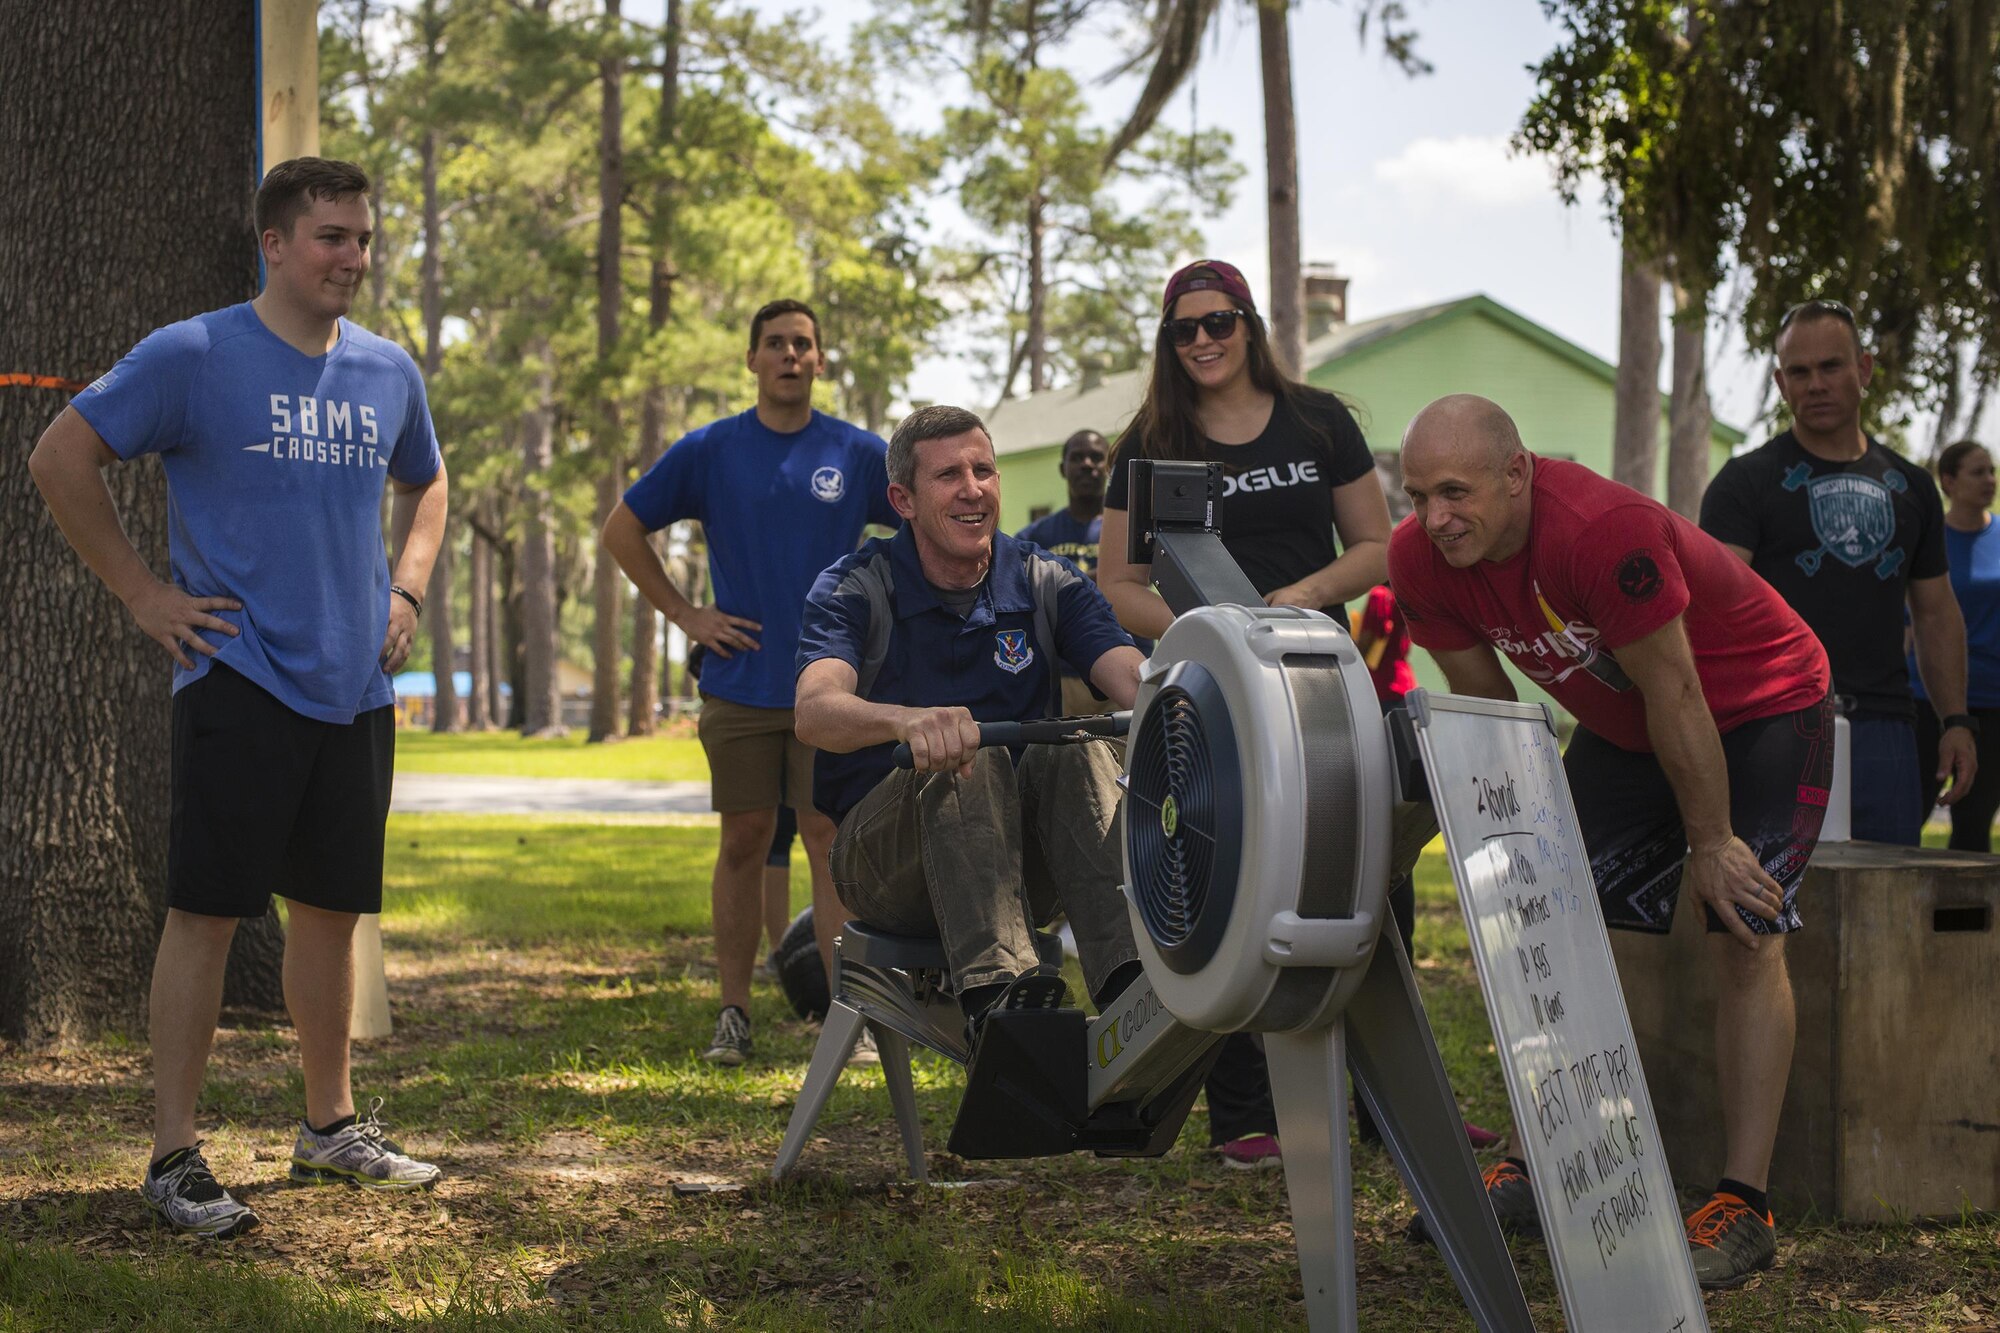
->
<box><xmin>2</xmin><ymin>817</ymin><xmax>1994</xmax><ymax>1330</ymax></box>
<box><xmin>394</xmin><ymin>729</ymin><xmax>712</xmax><ymax>783</ymax></box>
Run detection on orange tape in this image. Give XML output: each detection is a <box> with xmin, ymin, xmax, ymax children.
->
<box><xmin>1</xmin><ymin>372</ymin><xmax>94</xmax><ymax>392</ymax></box>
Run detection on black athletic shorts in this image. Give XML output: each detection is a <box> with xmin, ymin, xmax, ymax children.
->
<box><xmin>168</xmin><ymin>663</ymin><xmax>394</xmax><ymax>918</ymax></box>
<box><xmin>1565</xmin><ymin>694</ymin><xmax>1835</xmax><ymax>937</ymax></box>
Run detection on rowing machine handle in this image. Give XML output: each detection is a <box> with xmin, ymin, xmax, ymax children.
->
<box><xmin>890</xmin><ymin>712</ymin><xmax>1130</xmax><ymax>770</ymax></box>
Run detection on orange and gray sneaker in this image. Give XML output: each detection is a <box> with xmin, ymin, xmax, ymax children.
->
<box><xmin>1685</xmin><ymin>1191</ymin><xmax>1777</xmax><ymax>1289</ymax></box>
<box><xmin>1406</xmin><ymin>1157</ymin><xmax>1540</xmax><ymax>1245</ymax></box>
<box><xmin>1480</xmin><ymin>1158</ymin><xmax>1541</xmax><ymax>1237</ymax></box>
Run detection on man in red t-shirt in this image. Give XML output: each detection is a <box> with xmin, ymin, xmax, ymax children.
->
<box><xmin>1389</xmin><ymin>394</ymin><xmax>1832</xmax><ymax>1291</ymax></box>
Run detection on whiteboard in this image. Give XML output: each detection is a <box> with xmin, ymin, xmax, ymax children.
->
<box><xmin>1410</xmin><ymin>689</ymin><xmax>1708</xmax><ymax>1333</ymax></box>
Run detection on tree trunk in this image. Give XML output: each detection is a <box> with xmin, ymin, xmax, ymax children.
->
<box><xmin>221</xmin><ymin>914</ymin><xmax>287</xmax><ymax>1014</ymax></box>
<box><xmin>425</xmin><ymin>527</ymin><xmax>458</xmax><ymax>730</ymax></box>
<box><xmin>1613</xmin><ymin>240</ymin><xmax>1664</xmax><ymax>496</ymax></box>
<box><xmin>673</xmin><ymin>528</ymin><xmax>707</xmax><ymax>704</ymax></box>
<box><xmin>1256</xmin><ymin>0</ymin><xmax>1304</xmax><ymax>379</ymax></box>
<box><xmin>418</xmin><ymin>92</ymin><xmax>458</xmax><ymax>731</ymax></box>
<box><xmin>1026</xmin><ymin>191</ymin><xmax>1049</xmax><ymax>393</ymax></box>
<box><xmin>467</xmin><ymin>515</ymin><xmax>495</xmax><ymax>729</ymax></box>
<box><xmin>501</xmin><ymin>524</ymin><xmax>525</xmax><ymax>729</ymax></box>
<box><xmin>1020</xmin><ymin>0</ymin><xmax>1050</xmax><ymax>394</ymax></box>
<box><xmin>589</xmin><ymin>473</ymin><xmax>624</xmax><ymax>741</ymax></box>
<box><xmin>1667</xmin><ymin>273</ymin><xmax>1713</xmax><ymax>520</ymax></box>
<box><xmin>588</xmin><ymin>0</ymin><xmax>626</xmax><ymax>742</ymax></box>
<box><xmin>1965</xmin><ymin>378</ymin><xmax>1992</xmax><ymax>447</ymax></box>
<box><xmin>520</xmin><ymin>348</ymin><xmax>564</xmax><ymax>735</ymax></box>
<box><xmin>627</xmin><ymin>427</ymin><xmax>665</xmax><ymax>736</ymax></box>
<box><xmin>628</xmin><ymin>2</ymin><xmax>679</xmax><ymax>738</ymax></box>
<box><xmin>0</xmin><ymin>4</ymin><xmax>282</xmax><ymax>1041</ymax></box>
<box><xmin>1932</xmin><ymin>345</ymin><xmax>1966</xmax><ymax>463</ymax></box>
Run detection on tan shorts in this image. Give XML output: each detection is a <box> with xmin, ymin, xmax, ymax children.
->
<box><xmin>696</xmin><ymin>694</ymin><xmax>816</xmax><ymax>814</ymax></box>
<box><xmin>1060</xmin><ymin>675</ymin><xmax>1110</xmax><ymax>717</ymax></box>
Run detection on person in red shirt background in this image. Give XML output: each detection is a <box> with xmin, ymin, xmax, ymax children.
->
<box><xmin>1356</xmin><ymin>583</ymin><xmax>1418</xmax><ymax>705</ymax></box>
<box><xmin>1352</xmin><ymin>578</ymin><xmax>1501</xmax><ymax>1150</ymax></box>
<box><xmin>1390</xmin><ymin>394</ymin><xmax>1832</xmax><ymax>1291</ymax></box>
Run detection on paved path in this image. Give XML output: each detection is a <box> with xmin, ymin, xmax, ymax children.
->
<box><xmin>392</xmin><ymin>773</ymin><xmax>712</xmax><ymax>816</ymax></box>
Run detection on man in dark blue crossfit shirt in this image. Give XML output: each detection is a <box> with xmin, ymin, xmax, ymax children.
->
<box><xmin>1700</xmin><ymin>299</ymin><xmax>1977</xmax><ymax>844</ymax></box>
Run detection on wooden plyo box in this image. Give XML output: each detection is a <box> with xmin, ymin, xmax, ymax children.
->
<box><xmin>1608</xmin><ymin>841</ymin><xmax>2000</xmax><ymax>1223</ymax></box>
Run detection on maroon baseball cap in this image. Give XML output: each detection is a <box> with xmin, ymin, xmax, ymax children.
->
<box><xmin>1161</xmin><ymin>259</ymin><xmax>1256</xmax><ymax>315</ymax></box>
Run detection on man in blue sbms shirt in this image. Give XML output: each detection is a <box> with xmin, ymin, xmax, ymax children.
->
<box><xmin>30</xmin><ymin>158</ymin><xmax>449</xmax><ymax>1238</ymax></box>
<box><xmin>601</xmin><ymin>300</ymin><xmax>900</xmax><ymax>1066</ymax></box>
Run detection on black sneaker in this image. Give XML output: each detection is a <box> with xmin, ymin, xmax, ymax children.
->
<box><xmin>702</xmin><ymin>1006</ymin><xmax>752</xmax><ymax>1065</ymax></box>
<box><xmin>140</xmin><ymin>1142</ymin><xmax>259</xmax><ymax>1238</ymax></box>
<box><xmin>1686</xmin><ymin>1191</ymin><xmax>1776</xmax><ymax>1289</ymax></box>
<box><xmin>962</xmin><ymin>970</ymin><xmax>1067</xmax><ymax>1051</ymax></box>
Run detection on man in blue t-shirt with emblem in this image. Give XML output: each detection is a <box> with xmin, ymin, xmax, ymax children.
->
<box><xmin>29</xmin><ymin>158</ymin><xmax>449</xmax><ymax>1238</ymax></box>
<box><xmin>601</xmin><ymin>299</ymin><xmax>899</xmax><ymax>1066</ymax></box>
<box><xmin>795</xmin><ymin>405</ymin><xmax>1145</xmax><ymax>1043</ymax></box>
<box><xmin>1700</xmin><ymin>299</ymin><xmax>1977</xmax><ymax>843</ymax></box>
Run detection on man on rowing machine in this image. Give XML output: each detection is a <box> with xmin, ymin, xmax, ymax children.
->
<box><xmin>795</xmin><ymin>404</ymin><xmax>1147</xmax><ymax>1045</ymax></box>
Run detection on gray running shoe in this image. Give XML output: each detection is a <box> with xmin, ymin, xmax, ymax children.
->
<box><xmin>848</xmin><ymin>1027</ymin><xmax>881</xmax><ymax>1066</ymax></box>
<box><xmin>1686</xmin><ymin>1192</ymin><xmax>1777</xmax><ymax>1289</ymax></box>
<box><xmin>703</xmin><ymin>1006</ymin><xmax>752</xmax><ymax>1065</ymax></box>
<box><xmin>141</xmin><ymin>1142</ymin><xmax>259</xmax><ymax>1238</ymax></box>
<box><xmin>289</xmin><ymin>1098</ymin><xmax>441</xmax><ymax>1191</ymax></box>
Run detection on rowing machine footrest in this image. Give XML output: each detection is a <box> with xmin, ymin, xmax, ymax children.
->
<box><xmin>947</xmin><ymin>1008</ymin><xmax>1086</xmax><ymax>1158</ymax></box>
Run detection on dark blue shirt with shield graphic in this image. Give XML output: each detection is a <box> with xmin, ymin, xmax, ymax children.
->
<box><xmin>624</xmin><ymin>407</ymin><xmax>899</xmax><ymax>711</ymax></box>
<box><xmin>795</xmin><ymin>526</ymin><xmax>1134</xmax><ymax>820</ymax></box>
<box><xmin>1700</xmin><ymin>430</ymin><xmax>1945</xmax><ymax>718</ymax></box>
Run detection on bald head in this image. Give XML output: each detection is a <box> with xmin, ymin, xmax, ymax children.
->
<box><xmin>1402</xmin><ymin>394</ymin><xmax>1525</xmax><ymax>475</ymax></box>
<box><xmin>1399</xmin><ymin>395</ymin><xmax>1534</xmax><ymax>567</ymax></box>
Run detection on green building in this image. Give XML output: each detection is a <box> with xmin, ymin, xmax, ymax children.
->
<box><xmin>984</xmin><ymin>289</ymin><xmax>1746</xmax><ymax>708</ymax></box>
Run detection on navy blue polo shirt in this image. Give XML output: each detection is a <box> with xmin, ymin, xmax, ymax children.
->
<box><xmin>622</xmin><ymin>408</ymin><xmax>898</xmax><ymax>709</ymax></box>
<box><xmin>797</xmin><ymin>526</ymin><xmax>1135</xmax><ymax>821</ymax></box>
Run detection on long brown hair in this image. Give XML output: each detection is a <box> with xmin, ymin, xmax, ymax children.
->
<box><xmin>1118</xmin><ymin>277</ymin><xmax>1342</xmax><ymax>466</ymax></box>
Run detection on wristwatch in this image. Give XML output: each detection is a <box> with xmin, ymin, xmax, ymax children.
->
<box><xmin>1942</xmin><ymin>712</ymin><xmax>1982</xmax><ymax>737</ymax></box>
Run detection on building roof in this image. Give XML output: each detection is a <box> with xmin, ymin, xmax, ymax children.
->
<box><xmin>981</xmin><ymin>293</ymin><xmax>1744</xmax><ymax>456</ymax></box>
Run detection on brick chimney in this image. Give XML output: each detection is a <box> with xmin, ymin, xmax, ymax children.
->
<box><xmin>1304</xmin><ymin>262</ymin><xmax>1349</xmax><ymax>342</ymax></box>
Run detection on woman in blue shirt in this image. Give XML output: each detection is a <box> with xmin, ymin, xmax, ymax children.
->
<box><xmin>1914</xmin><ymin>441</ymin><xmax>2000</xmax><ymax>849</ymax></box>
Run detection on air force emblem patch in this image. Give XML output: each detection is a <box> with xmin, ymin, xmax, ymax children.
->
<box><xmin>994</xmin><ymin>629</ymin><xmax>1034</xmax><ymax>674</ymax></box>
<box><xmin>810</xmin><ymin>466</ymin><xmax>845</xmax><ymax>502</ymax></box>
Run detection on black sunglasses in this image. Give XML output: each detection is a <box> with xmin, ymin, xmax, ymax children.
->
<box><xmin>1778</xmin><ymin>298</ymin><xmax>1856</xmax><ymax>332</ymax></box>
<box><xmin>1163</xmin><ymin>309</ymin><xmax>1249</xmax><ymax>347</ymax></box>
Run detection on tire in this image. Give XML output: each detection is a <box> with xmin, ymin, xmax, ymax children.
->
<box><xmin>775</xmin><ymin>906</ymin><xmax>829</xmax><ymax>1021</ymax></box>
